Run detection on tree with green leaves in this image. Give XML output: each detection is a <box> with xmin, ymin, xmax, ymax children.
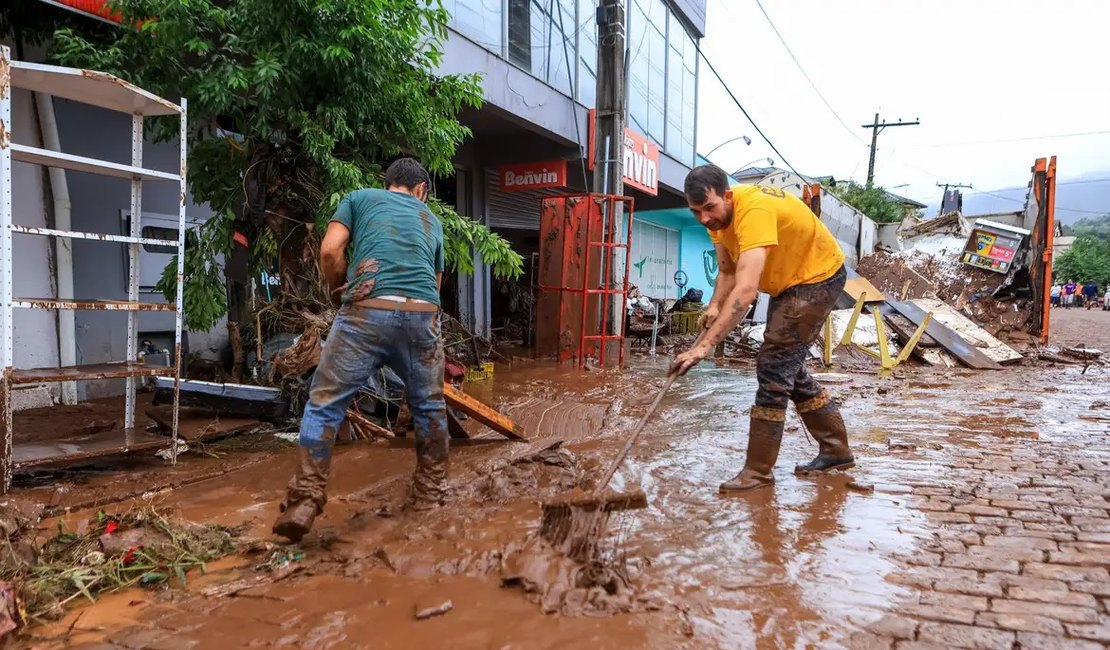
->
<box><xmin>1054</xmin><ymin>236</ymin><xmax>1110</xmax><ymax>287</ymax></box>
<box><xmin>826</xmin><ymin>180</ymin><xmax>917</xmax><ymax>224</ymax></box>
<box><xmin>32</xmin><ymin>0</ymin><xmax>522</xmax><ymax>331</ymax></box>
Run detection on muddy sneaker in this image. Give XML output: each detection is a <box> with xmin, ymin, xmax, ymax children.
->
<box><xmin>272</xmin><ymin>499</ymin><xmax>319</xmax><ymax>543</ymax></box>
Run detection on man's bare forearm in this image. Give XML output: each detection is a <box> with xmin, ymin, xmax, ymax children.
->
<box><xmin>322</xmin><ymin>253</ymin><xmax>348</xmax><ymax>295</ymax></box>
<box><xmin>709</xmin><ymin>272</ymin><xmax>736</xmax><ymax>308</ymax></box>
<box><xmin>700</xmin><ymin>285</ymin><xmax>758</xmax><ymax>348</ymax></box>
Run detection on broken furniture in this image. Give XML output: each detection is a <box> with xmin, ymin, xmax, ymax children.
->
<box><xmin>0</xmin><ymin>49</ymin><xmax>188</xmax><ymax>491</ymax></box>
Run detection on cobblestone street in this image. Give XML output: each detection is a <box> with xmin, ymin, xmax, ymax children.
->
<box><xmin>845</xmin><ymin>308</ymin><xmax>1110</xmax><ymax>650</ymax></box>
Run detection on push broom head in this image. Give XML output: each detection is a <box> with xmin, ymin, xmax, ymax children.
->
<box><xmin>540</xmin><ymin>488</ymin><xmax>648</xmax><ymax>560</ymax></box>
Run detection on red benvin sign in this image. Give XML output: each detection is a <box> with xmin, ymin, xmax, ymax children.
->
<box><xmin>498</xmin><ymin>160</ymin><xmax>568</xmax><ymax>193</ymax></box>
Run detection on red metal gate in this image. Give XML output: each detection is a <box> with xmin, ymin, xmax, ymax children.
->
<box><xmin>534</xmin><ymin>194</ymin><xmax>634</xmax><ymax>367</ymax></box>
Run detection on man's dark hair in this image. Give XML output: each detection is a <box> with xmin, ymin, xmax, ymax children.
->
<box><xmin>384</xmin><ymin>157</ymin><xmax>431</xmax><ymax>191</ymax></box>
<box><xmin>684</xmin><ymin>164</ymin><xmax>730</xmax><ymax>203</ymax></box>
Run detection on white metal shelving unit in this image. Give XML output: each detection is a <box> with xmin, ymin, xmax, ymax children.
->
<box><xmin>0</xmin><ymin>47</ymin><xmax>187</xmax><ymax>492</ymax></box>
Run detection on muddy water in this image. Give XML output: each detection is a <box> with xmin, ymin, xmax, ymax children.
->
<box><xmin>13</xmin><ymin>358</ymin><xmax>1110</xmax><ymax>649</ymax></box>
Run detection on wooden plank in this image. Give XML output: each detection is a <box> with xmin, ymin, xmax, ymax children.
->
<box><xmin>446</xmin><ymin>410</ymin><xmax>472</xmax><ymax>440</ymax></box>
<box><xmin>884</xmin><ymin>313</ymin><xmax>937</xmax><ymax>365</ymax></box>
<box><xmin>909</xmin><ymin>299</ymin><xmax>1023</xmax><ymax>364</ymax></box>
<box><xmin>443</xmin><ymin>383</ymin><xmax>527</xmax><ymax>441</ymax></box>
<box><xmin>886</xmin><ymin>299</ymin><xmax>1002</xmax><ymax>370</ymax></box>
<box><xmin>894</xmin><ymin>313</ymin><xmax>933</xmax><ymax>366</ymax></box>
<box><xmin>844</xmin><ymin>277</ymin><xmax>885</xmax><ymax>303</ymax></box>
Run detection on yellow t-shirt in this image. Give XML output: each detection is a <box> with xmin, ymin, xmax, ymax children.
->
<box><xmin>707</xmin><ymin>184</ymin><xmax>845</xmax><ymax>297</ymax></box>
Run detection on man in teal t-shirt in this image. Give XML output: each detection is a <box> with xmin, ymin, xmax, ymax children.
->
<box><xmin>274</xmin><ymin>158</ymin><xmax>451</xmax><ymax>542</ymax></box>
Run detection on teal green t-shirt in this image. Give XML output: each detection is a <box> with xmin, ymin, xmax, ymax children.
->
<box><xmin>331</xmin><ymin>188</ymin><xmax>445</xmax><ymax>306</ymax></box>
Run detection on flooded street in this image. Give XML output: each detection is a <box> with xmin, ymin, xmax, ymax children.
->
<box><xmin>8</xmin><ymin>310</ymin><xmax>1110</xmax><ymax>649</ymax></box>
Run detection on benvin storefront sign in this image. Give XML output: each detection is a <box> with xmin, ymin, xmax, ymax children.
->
<box><xmin>498</xmin><ymin>160</ymin><xmax>568</xmax><ymax>192</ymax></box>
<box><xmin>587</xmin><ymin>109</ymin><xmax>660</xmax><ymax>196</ymax></box>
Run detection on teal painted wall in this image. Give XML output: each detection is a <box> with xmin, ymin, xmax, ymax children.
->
<box><xmin>679</xmin><ymin>225</ymin><xmax>715</xmax><ymax>299</ymax></box>
<box><xmin>634</xmin><ymin>208</ymin><xmax>714</xmax><ymax>300</ymax></box>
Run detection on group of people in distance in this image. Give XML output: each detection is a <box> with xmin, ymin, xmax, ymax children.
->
<box><xmin>1051</xmin><ymin>280</ymin><xmax>1106</xmax><ymax>310</ymax></box>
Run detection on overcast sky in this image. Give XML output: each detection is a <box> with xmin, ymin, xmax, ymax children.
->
<box><xmin>695</xmin><ymin>0</ymin><xmax>1110</xmax><ymax>205</ymax></box>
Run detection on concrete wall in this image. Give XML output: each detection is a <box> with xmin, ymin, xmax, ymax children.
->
<box><xmin>876</xmin><ymin>222</ymin><xmax>901</xmax><ymax>251</ymax></box>
<box><xmin>679</xmin><ymin>225</ymin><xmax>714</xmax><ymax>300</ymax></box>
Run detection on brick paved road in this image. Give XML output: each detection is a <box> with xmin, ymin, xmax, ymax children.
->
<box><xmin>844</xmin><ymin>310</ymin><xmax>1110</xmax><ymax>649</ymax></box>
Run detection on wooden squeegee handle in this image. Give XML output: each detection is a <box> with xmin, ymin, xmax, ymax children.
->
<box><xmin>595</xmin><ymin>331</ymin><xmax>707</xmax><ymax>491</ymax></box>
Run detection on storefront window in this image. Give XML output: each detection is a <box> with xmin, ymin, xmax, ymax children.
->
<box><xmin>628</xmin><ymin>0</ymin><xmax>673</xmax><ymax>148</ymax></box>
<box><xmin>507</xmin><ymin>0</ymin><xmax>575</xmax><ymax>96</ymax></box>
<box><xmin>446</xmin><ymin>0</ymin><xmax>699</xmax><ymax>165</ymax></box>
<box><xmin>447</xmin><ymin>0</ymin><xmax>504</xmax><ymax>53</ymax></box>
<box><xmin>667</xmin><ymin>10</ymin><xmax>697</xmax><ymax>165</ymax></box>
<box><xmin>577</xmin><ymin>0</ymin><xmax>597</xmax><ymax>107</ymax></box>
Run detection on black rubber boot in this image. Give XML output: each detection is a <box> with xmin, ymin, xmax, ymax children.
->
<box><xmin>720</xmin><ymin>415</ymin><xmax>784</xmax><ymax>493</ymax></box>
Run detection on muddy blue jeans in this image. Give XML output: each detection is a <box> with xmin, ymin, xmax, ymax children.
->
<box><xmin>299</xmin><ymin>304</ymin><xmax>448</xmax><ymax>463</ymax></box>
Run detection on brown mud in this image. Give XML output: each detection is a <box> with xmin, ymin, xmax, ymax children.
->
<box><xmin>6</xmin><ymin>311</ymin><xmax>1110</xmax><ymax>649</ymax></box>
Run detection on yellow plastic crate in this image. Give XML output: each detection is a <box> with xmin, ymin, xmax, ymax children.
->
<box><xmin>464</xmin><ymin>361</ymin><xmax>495</xmax><ymax>383</ymax></box>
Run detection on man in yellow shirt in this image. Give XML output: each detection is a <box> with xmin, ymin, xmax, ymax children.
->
<box><xmin>671</xmin><ymin>165</ymin><xmax>854</xmax><ymax>492</ymax></box>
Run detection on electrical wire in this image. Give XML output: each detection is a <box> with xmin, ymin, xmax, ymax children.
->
<box><xmin>694</xmin><ymin>39</ymin><xmax>802</xmax><ymax>176</ymax></box>
<box><xmin>903</xmin><ymin>130</ymin><xmax>1110</xmax><ymax>149</ymax></box>
<box><xmin>750</xmin><ymin>0</ymin><xmax>868</xmax><ymax>148</ymax></box>
<box><xmin>963</xmin><ymin>188</ymin><xmax>1108</xmax><ymax>215</ymax></box>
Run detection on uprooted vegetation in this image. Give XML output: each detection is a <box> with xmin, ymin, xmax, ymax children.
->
<box><xmin>1</xmin><ymin>505</ymin><xmax>239</xmax><ymax>633</ymax></box>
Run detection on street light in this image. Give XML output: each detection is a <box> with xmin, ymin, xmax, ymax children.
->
<box><xmin>735</xmin><ymin>157</ymin><xmax>775</xmax><ymax>172</ymax></box>
<box><xmin>703</xmin><ymin>134</ymin><xmax>752</xmax><ymax>159</ymax></box>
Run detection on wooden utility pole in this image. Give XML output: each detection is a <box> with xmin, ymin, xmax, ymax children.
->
<box><xmin>862</xmin><ymin>112</ymin><xmax>920</xmax><ymax>186</ymax></box>
<box><xmin>593</xmin><ymin>0</ymin><xmax>626</xmax><ymax>196</ymax></box>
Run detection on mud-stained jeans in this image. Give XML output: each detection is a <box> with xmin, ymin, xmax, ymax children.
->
<box><xmin>298</xmin><ymin>305</ymin><xmax>449</xmax><ymax>466</ymax></box>
<box><xmin>753</xmin><ymin>265</ymin><xmax>847</xmax><ymax>422</ymax></box>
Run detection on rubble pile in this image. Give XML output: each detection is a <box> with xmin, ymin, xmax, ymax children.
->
<box><xmin>857</xmin><ymin>212</ymin><xmax>1037</xmax><ymax>344</ymax></box>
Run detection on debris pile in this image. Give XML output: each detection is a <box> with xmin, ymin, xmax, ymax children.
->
<box><xmin>0</xmin><ymin>506</ymin><xmax>238</xmax><ymax>637</ymax></box>
<box><xmin>857</xmin><ymin>211</ymin><xmax>1038</xmax><ymax>345</ymax></box>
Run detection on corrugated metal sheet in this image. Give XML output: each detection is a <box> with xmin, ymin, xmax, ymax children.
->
<box><xmin>485</xmin><ymin>169</ymin><xmax>566</xmax><ymax>230</ymax></box>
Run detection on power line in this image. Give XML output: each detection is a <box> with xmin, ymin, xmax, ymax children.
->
<box><xmin>1056</xmin><ymin>177</ymin><xmax>1110</xmax><ymax>186</ymax></box>
<box><xmin>693</xmin><ymin>38</ymin><xmax>801</xmax><ymax>177</ymax></box>
<box><xmin>905</xmin><ymin>129</ymin><xmax>1110</xmax><ymax>149</ymax></box>
<box><xmin>751</xmin><ymin>0</ymin><xmax>868</xmax><ymax>148</ymax></box>
<box><xmin>963</xmin><ymin>188</ymin><xmax>1107</xmax><ymax>215</ymax></box>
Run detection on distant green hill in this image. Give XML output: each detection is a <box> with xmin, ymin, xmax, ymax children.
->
<box><xmin>1068</xmin><ymin>214</ymin><xmax>1110</xmax><ymax>239</ymax></box>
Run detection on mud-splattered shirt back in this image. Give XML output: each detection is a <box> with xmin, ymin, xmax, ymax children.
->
<box><xmin>331</xmin><ymin>188</ymin><xmax>445</xmax><ymax>306</ymax></box>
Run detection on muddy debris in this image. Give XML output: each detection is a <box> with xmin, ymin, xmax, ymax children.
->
<box><xmin>499</xmin><ymin>538</ymin><xmax>645</xmax><ymax>616</ymax></box>
<box><xmin>0</xmin><ymin>582</ymin><xmax>16</xmax><ymax>641</ymax></box>
<box><xmin>479</xmin><ymin>441</ymin><xmax>582</xmax><ymax>502</ymax></box>
<box><xmin>1</xmin><ymin>507</ymin><xmax>238</xmax><ymax>634</ymax></box>
<box><xmin>414</xmin><ymin>599</ymin><xmax>453</xmax><ymax>620</ymax></box>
